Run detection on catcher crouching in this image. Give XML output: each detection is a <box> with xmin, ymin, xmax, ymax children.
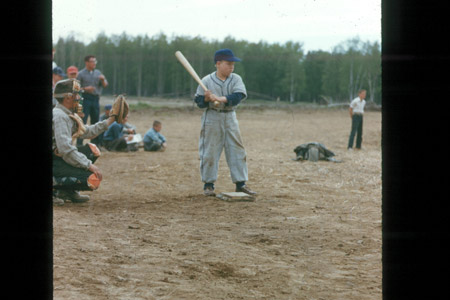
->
<box><xmin>52</xmin><ymin>79</ymin><xmax>128</xmax><ymax>205</ymax></box>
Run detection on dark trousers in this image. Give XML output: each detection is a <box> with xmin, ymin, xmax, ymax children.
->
<box><xmin>53</xmin><ymin>145</ymin><xmax>98</xmax><ymax>191</ymax></box>
<box><xmin>347</xmin><ymin>114</ymin><xmax>363</xmax><ymax>149</ymax></box>
<box><xmin>104</xmin><ymin>137</ymin><xmax>128</xmax><ymax>152</ymax></box>
<box><xmin>77</xmin><ymin>93</ymin><xmax>100</xmax><ymax>146</ymax></box>
<box><xmin>144</xmin><ymin>141</ymin><xmax>162</xmax><ymax>152</ymax></box>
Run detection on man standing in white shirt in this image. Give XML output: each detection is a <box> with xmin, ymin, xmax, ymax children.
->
<box><xmin>347</xmin><ymin>89</ymin><xmax>367</xmax><ymax>150</ymax></box>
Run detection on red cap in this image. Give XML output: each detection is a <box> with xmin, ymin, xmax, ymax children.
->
<box><xmin>66</xmin><ymin>66</ymin><xmax>78</xmax><ymax>74</ymax></box>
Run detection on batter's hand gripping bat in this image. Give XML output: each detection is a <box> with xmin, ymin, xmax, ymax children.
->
<box><xmin>175</xmin><ymin>51</ymin><xmax>219</xmax><ymax>107</ymax></box>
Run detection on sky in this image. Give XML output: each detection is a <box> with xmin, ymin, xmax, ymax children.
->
<box><xmin>52</xmin><ymin>0</ymin><xmax>381</xmax><ymax>53</ymax></box>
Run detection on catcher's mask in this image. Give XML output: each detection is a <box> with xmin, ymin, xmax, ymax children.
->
<box><xmin>53</xmin><ymin>78</ymin><xmax>84</xmax><ymax>100</ymax></box>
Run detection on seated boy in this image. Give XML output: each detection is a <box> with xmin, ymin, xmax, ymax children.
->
<box><xmin>103</xmin><ymin>115</ymin><xmax>136</xmax><ymax>152</ymax></box>
<box><xmin>143</xmin><ymin>120</ymin><xmax>167</xmax><ymax>152</ymax></box>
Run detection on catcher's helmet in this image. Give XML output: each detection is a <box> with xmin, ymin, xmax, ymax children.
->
<box><xmin>53</xmin><ymin>78</ymin><xmax>82</xmax><ymax>100</ymax></box>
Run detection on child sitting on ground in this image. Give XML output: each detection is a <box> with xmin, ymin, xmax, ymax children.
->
<box><xmin>143</xmin><ymin>120</ymin><xmax>167</xmax><ymax>152</ymax></box>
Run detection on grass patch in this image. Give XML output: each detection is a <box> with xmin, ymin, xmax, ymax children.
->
<box><xmin>129</xmin><ymin>102</ymin><xmax>164</xmax><ymax>111</ymax></box>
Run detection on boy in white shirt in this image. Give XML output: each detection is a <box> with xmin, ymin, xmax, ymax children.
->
<box><xmin>347</xmin><ymin>89</ymin><xmax>367</xmax><ymax>150</ymax></box>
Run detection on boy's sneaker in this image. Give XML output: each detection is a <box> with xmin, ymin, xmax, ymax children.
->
<box><xmin>236</xmin><ymin>185</ymin><xmax>257</xmax><ymax>196</ymax></box>
<box><xmin>203</xmin><ymin>187</ymin><xmax>216</xmax><ymax>197</ymax></box>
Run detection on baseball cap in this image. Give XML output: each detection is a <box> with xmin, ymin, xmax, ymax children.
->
<box><xmin>214</xmin><ymin>48</ymin><xmax>241</xmax><ymax>62</ymax></box>
<box><xmin>67</xmin><ymin>65</ymin><xmax>78</xmax><ymax>74</ymax></box>
<box><xmin>53</xmin><ymin>78</ymin><xmax>82</xmax><ymax>99</ymax></box>
<box><xmin>104</xmin><ymin>104</ymin><xmax>112</xmax><ymax>110</ymax></box>
<box><xmin>53</xmin><ymin>66</ymin><xmax>66</xmax><ymax>77</ymax></box>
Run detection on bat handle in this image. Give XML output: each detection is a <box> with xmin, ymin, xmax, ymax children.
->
<box><xmin>204</xmin><ymin>88</ymin><xmax>220</xmax><ymax>107</ymax></box>
<box><xmin>208</xmin><ymin>98</ymin><xmax>220</xmax><ymax>107</ymax></box>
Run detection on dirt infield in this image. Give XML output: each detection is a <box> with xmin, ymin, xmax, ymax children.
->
<box><xmin>53</xmin><ymin>103</ymin><xmax>381</xmax><ymax>299</ymax></box>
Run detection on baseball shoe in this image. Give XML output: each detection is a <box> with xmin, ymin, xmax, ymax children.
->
<box><xmin>236</xmin><ymin>185</ymin><xmax>257</xmax><ymax>196</ymax></box>
<box><xmin>203</xmin><ymin>187</ymin><xmax>216</xmax><ymax>197</ymax></box>
<box><xmin>57</xmin><ymin>190</ymin><xmax>90</xmax><ymax>203</ymax></box>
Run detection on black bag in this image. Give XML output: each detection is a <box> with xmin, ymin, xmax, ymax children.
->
<box><xmin>293</xmin><ymin>142</ymin><xmax>341</xmax><ymax>162</ymax></box>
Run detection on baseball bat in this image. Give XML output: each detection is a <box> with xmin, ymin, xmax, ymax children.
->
<box><xmin>175</xmin><ymin>51</ymin><xmax>219</xmax><ymax>107</ymax></box>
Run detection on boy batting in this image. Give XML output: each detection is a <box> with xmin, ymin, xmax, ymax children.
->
<box><xmin>194</xmin><ymin>48</ymin><xmax>256</xmax><ymax>197</ymax></box>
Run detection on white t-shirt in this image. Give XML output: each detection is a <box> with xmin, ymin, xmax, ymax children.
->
<box><xmin>350</xmin><ymin>97</ymin><xmax>366</xmax><ymax>114</ymax></box>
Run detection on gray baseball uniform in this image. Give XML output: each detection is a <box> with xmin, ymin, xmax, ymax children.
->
<box><xmin>195</xmin><ymin>71</ymin><xmax>248</xmax><ymax>184</ymax></box>
<box><xmin>196</xmin><ymin>71</ymin><xmax>247</xmax><ymax>111</ymax></box>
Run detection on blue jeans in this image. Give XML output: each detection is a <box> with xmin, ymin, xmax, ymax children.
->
<box><xmin>347</xmin><ymin>114</ymin><xmax>363</xmax><ymax>149</ymax></box>
<box><xmin>77</xmin><ymin>93</ymin><xmax>100</xmax><ymax>146</ymax></box>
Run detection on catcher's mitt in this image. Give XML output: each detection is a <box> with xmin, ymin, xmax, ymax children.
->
<box><xmin>110</xmin><ymin>94</ymin><xmax>129</xmax><ymax>124</ymax></box>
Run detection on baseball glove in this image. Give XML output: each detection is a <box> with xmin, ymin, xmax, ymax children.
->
<box><xmin>110</xmin><ymin>94</ymin><xmax>129</xmax><ymax>124</ymax></box>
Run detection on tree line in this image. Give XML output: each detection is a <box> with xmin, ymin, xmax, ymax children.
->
<box><xmin>54</xmin><ymin>33</ymin><xmax>381</xmax><ymax>104</ymax></box>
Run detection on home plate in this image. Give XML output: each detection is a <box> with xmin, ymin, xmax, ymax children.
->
<box><xmin>216</xmin><ymin>192</ymin><xmax>255</xmax><ymax>202</ymax></box>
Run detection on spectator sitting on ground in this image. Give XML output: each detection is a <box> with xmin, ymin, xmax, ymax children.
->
<box><xmin>101</xmin><ymin>104</ymin><xmax>136</xmax><ymax>134</ymax></box>
<box><xmin>102</xmin><ymin>115</ymin><xmax>137</xmax><ymax>152</ymax></box>
<box><xmin>123</xmin><ymin>120</ymin><xmax>137</xmax><ymax>135</ymax></box>
<box><xmin>143</xmin><ymin>120</ymin><xmax>167</xmax><ymax>152</ymax></box>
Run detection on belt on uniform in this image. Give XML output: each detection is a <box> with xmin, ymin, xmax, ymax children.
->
<box><xmin>208</xmin><ymin>108</ymin><xmax>234</xmax><ymax>113</ymax></box>
<box><xmin>353</xmin><ymin>112</ymin><xmax>363</xmax><ymax>116</ymax></box>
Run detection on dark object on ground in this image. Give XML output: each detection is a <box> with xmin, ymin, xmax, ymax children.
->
<box><xmin>293</xmin><ymin>142</ymin><xmax>342</xmax><ymax>162</ymax></box>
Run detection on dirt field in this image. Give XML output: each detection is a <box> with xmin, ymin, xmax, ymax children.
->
<box><xmin>53</xmin><ymin>101</ymin><xmax>382</xmax><ymax>300</ymax></box>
